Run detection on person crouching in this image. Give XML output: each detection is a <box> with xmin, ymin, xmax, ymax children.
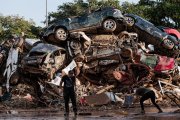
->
<box><xmin>135</xmin><ymin>87</ymin><xmax>163</xmax><ymax>114</ymax></box>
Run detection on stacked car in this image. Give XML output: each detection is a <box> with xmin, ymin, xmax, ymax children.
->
<box><xmin>24</xmin><ymin>7</ymin><xmax>180</xmax><ymax>85</ymax></box>
<box><xmin>0</xmin><ymin>7</ymin><xmax>179</xmax><ymax>102</ymax></box>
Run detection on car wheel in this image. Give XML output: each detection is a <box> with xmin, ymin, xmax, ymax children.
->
<box><xmin>70</xmin><ymin>40</ymin><xmax>81</xmax><ymax>50</ymax></box>
<box><xmin>55</xmin><ymin>28</ymin><xmax>68</xmax><ymax>41</ymax></box>
<box><xmin>125</xmin><ymin>16</ymin><xmax>135</xmax><ymax>27</ymax></box>
<box><xmin>102</xmin><ymin>19</ymin><xmax>117</xmax><ymax>32</ymax></box>
<box><xmin>47</xmin><ymin>34</ymin><xmax>55</xmax><ymax>41</ymax></box>
<box><xmin>162</xmin><ymin>38</ymin><xmax>174</xmax><ymax>49</ymax></box>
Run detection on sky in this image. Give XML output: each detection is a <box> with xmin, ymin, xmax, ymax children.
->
<box><xmin>0</xmin><ymin>0</ymin><xmax>139</xmax><ymax>27</ymax></box>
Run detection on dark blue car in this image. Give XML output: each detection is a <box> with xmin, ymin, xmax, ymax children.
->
<box><xmin>124</xmin><ymin>14</ymin><xmax>179</xmax><ymax>56</ymax></box>
<box><xmin>42</xmin><ymin>7</ymin><xmax>124</xmax><ymax>42</ymax></box>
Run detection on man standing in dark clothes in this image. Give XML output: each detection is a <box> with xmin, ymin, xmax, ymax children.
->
<box><xmin>135</xmin><ymin>87</ymin><xmax>163</xmax><ymax>114</ymax></box>
<box><xmin>60</xmin><ymin>70</ymin><xmax>77</xmax><ymax>116</ymax></box>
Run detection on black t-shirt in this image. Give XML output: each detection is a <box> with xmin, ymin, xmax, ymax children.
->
<box><xmin>62</xmin><ymin>75</ymin><xmax>75</xmax><ymax>88</ymax></box>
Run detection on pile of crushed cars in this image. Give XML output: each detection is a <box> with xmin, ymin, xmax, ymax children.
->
<box><xmin>0</xmin><ymin>7</ymin><xmax>179</xmax><ymax>108</ymax></box>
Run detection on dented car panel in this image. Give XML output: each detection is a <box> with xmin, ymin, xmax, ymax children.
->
<box><xmin>21</xmin><ymin>43</ymin><xmax>66</xmax><ymax>79</ymax></box>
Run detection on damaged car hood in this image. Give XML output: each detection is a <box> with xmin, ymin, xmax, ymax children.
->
<box><xmin>29</xmin><ymin>43</ymin><xmax>65</xmax><ymax>54</ymax></box>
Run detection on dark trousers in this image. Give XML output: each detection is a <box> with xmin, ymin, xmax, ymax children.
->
<box><xmin>140</xmin><ymin>91</ymin><xmax>162</xmax><ymax>111</ymax></box>
<box><xmin>63</xmin><ymin>87</ymin><xmax>77</xmax><ymax>113</ymax></box>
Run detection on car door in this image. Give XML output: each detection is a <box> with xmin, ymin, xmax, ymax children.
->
<box><xmin>87</xmin><ymin>10</ymin><xmax>102</xmax><ymax>28</ymax></box>
<box><xmin>78</xmin><ymin>14</ymin><xmax>89</xmax><ymax>29</ymax></box>
<box><xmin>68</xmin><ymin>17</ymin><xmax>80</xmax><ymax>30</ymax></box>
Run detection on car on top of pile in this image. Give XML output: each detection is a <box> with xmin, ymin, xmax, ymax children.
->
<box><xmin>41</xmin><ymin>7</ymin><xmax>125</xmax><ymax>43</ymax></box>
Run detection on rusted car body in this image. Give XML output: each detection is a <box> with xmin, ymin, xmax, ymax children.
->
<box><xmin>42</xmin><ymin>7</ymin><xmax>124</xmax><ymax>42</ymax></box>
<box><xmin>124</xmin><ymin>14</ymin><xmax>179</xmax><ymax>57</ymax></box>
<box><xmin>0</xmin><ymin>37</ymin><xmax>24</xmax><ymax>85</ymax></box>
<box><xmin>68</xmin><ymin>32</ymin><xmax>150</xmax><ymax>86</ymax></box>
<box><xmin>21</xmin><ymin>43</ymin><xmax>66</xmax><ymax>80</ymax></box>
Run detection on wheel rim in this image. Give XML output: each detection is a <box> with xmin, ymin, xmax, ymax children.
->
<box><xmin>125</xmin><ymin>17</ymin><xmax>134</xmax><ymax>26</ymax></box>
<box><xmin>163</xmin><ymin>39</ymin><xmax>174</xmax><ymax>49</ymax></box>
<box><xmin>103</xmin><ymin>19</ymin><xmax>116</xmax><ymax>31</ymax></box>
<box><xmin>70</xmin><ymin>40</ymin><xmax>81</xmax><ymax>50</ymax></box>
<box><xmin>55</xmin><ymin>28</ymin><xmax>67</xmax><ymax>41</ymax></box>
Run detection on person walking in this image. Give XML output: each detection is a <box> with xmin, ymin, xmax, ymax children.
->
<box><xmin>60</xmin><ymin>70</ymin><xmax>77</xmax><ymax>116</ymax></box>
<box><xmin>135</xmin><ymin>87</ymin><xmax>163</xmax><ymax>114</ymax></box>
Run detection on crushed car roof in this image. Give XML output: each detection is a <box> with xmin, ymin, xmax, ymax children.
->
<box><xmin>30</xmin><ymin>43</ymin><xmax>65</xmax><ymax>53</ymax></box>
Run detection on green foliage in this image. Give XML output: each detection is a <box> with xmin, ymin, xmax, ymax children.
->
<box><xmin>0</xmin><ymin>15</ymin><xmax>40</xmax><ymax>41</ymax></box>
<box><xmin>138</xmin><ymin>0</ymin><xmax>180</xmax><ymax>28</ymax></box>
<box><xmin>153</xmin><ymin>1</ymin><xmax>180</xmax><ymax>28</ymax></box>
<box><xmin>121</xmin><ymin>2</ymin><xmax>148</xmax><ymax>19</ymax></box>
<box><xmin>49</xmin><ymin>0</ymin><xmax>88</xmax><ymax>23</ymax></box>
<box><xmin>48</xmin><ymin>0</ymin><xmax>121</xmax><ymax>23</ymax></box>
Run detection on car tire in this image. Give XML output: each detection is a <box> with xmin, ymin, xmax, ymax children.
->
<box><xmin>125</xmin><ymin>16</ymin><xmax>135</xmax><ymax>27</ymax></box>
<box><xmin>55</xmin><ymin>28</ymin><xmax>68</xmax><ymax>41</ymax></box>
<box><xmin>47</xmin><ymin>34</ymin><xmax>55</xmax><ymax>41</ymax></box>
<box><xmin>162</xmin><ymin>38</ymin><xmax>174</xmax><ymax>49</ymax></box>
<box><xmin>102</xmin><ymin>19</ymin><xmax>117</xmax><ymax>32</ymax></box>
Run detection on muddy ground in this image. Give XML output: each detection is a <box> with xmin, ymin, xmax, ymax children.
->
<box><xmin>0</xmin><ymin>83</ymin><xmax>179</xmax><ymax>120</ymax></box>
<box><xmin>0</xmin><ymin>99</ymin><xmax>179</xmax><ymax>120</ymax></box>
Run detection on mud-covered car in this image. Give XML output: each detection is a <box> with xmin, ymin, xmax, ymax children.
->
<box><xmin>21</xmin><ymin>43</ymin><xmax>66</xmax><ymax>80</ymax></box>
<box><xmin>42</xmin><ymin>7</ymin><xmax>124</xmax><ymax>42</ymax></box>
<box><xmin>124</xmin><ymin>14</ymin><xmax>179</xmax><ymax>55</ymax></box>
